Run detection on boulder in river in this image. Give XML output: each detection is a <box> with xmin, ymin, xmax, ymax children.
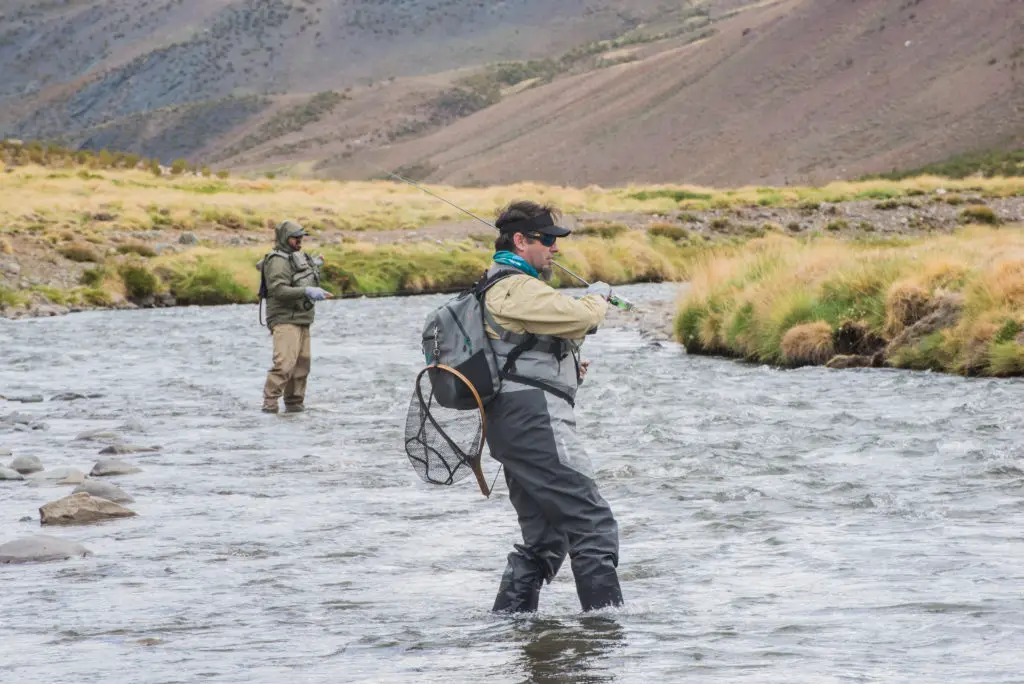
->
<box><xmin>9</xmin><ymin>455</ymin><xmax>44</xmax><ymax>474</ymax></box>
<box><xmin>90</xmin><ymin>459</ymin><xmax>142</xmax><ymax>477</ymax></box>
<box><xmin>72</xmin><ymin>480</ymin><xmax>135</xmax><ymax>504</ymax></box>
<box><xmin>0</xmin><ymin>535</ymin><xmax>92</xmax><ymax>563</ymax></box>
<box><xmin>39</xmin><ymin>492</ymin><xmax>137</xmax><ymax>525</ymax></box>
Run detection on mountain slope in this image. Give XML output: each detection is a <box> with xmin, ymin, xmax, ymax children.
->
<box><xmin>0</xmin><ymin>0</ymin><xmax>675</xmax><ymax>138</ymax></box>
<box><xmin>326</xmin><ymin>0</ymin><xmax>1024</xmax><ymax>186</ymax></box>
<box><xmin>1</xmin><ymin>0</ymin><xmax>1021</xmax><ymax>186</ymax></box>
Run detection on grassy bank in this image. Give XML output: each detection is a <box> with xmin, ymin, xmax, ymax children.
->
<box><xmin>0</xmin><ymin>231</ymin><xmax>722</xmax><ymax>312</ymax></box>
<box><xmin>676</xmin><ymin>224</ymin><xmax>1024</xmax><ymax>376</ymax></box>
<box><xmin>154</xmin><ymin>230</ymin><xmax>717</xmax><ymax>303</ymax></box>
<box><xmin>2</xmin><ymin>160</ymin><xmax>1023</xmax><ymax>318</ymax></box>
<box><xmin>1</xmin><ymin>166</ymin><xmax>1022</xmax><ymax>239</ymax></box>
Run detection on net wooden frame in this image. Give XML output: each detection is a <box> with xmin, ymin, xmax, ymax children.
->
<box><xmin>406</xmin><ymin>363</ymin><xmax>491</xmax><ymax>497</ymax></box>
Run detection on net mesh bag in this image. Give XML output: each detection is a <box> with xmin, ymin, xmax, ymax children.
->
<box><xmin>404</xmin><ymin>366</ymin><xmax>485</xmax><ymax>488</ymax></box>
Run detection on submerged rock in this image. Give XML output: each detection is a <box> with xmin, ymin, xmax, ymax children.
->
<box><xmin>72</xmin><ymin>480</ymin><xmax>135</xmax><ymax>504</ymax></box>
<box><xmin>0</xmin><ymin>535</ymin><xmax>92</xmax><ymax>563</ymax></box>
<box><xmin>74</xmin><ymin>428</ymin><xmax>121</xmax><ymax>441</ymax></box>
<box><xmin>98</xmin><ymin>444</ymin><xmax>160</xmax><ymax>455</ymax></box>
<box><xmin>826</xmin><ymin>354</ymin><xmax>881</xmax><ymax>370</ymax></box>
<box><xmin>9</xmin><ymin>455</ymin><xmax>44</xmax><ymax>474</ymax></box>
<box><xmin>50</xmin><ymin>392</ymin><xmax>99</xmax><ymax>402</ymax></box>
<box><xmin>90</xmin><ymin>459</ymin><xmax>142</xmax><ymax>477</ymax></box>
<box><xmin>7</xmin><ymin>394</ymin><xmax>43</xmax><ymax>403</ymax></box>
<box><xmin>1</xmin><ymin>411</ymin><xmax>34</xmax><ymax>425</ymax></box>
<box><xmin>120</xmin><ymin>417</ymin><xmax>147</xmax><ymax>433</ymax></box>
<box><xmin>26</xmin><ymin>467</ymin><xmax>87</xmax><ymax>484</ymax></box>
<box><xmin>39</xmin><ymin>492</ymin><xmax>137</xmax><ymax>525</ymax></box>
<box><xmin>0</xmin><ymin>467</ymin><xmax>25</xmax><ymax>481</ymax></box>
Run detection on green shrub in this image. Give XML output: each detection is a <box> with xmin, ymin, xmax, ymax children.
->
<box><xmin>116</xmin><ymin>243</ymin><xmax>157</xmax><ymax>257</ymax></box>
<box><xmin>81</xmin><ymin>287</ymin><xmax>113</xmax><ymax>306</ymax></box>
<box><xmin>627</xmin><ymin>189</ymin><xmax>713</xmax><ymax>202</ymax></box>
<box><xmin>648</xmin><ymin>223</ymin><xmax>690</xmax><ymax>241</ymax></box>
<box><xmin>575</xmin><ymin>222</ymin><xmax>628</xmax><ymax>239</ymax></box>
<box><xmin>959</xmin><ymin>206</ymin><xmax>1000</xmax><ymax>225</ymax></box>
<box><xmin>58</xmin><ymin>244</ymin><xmax>102</xmax><ymax>262</ymax></box>
<box><xmin>170</xmin><ymin>262</ymin><xmax>252</xmax><ymax>305</ymax></box>
<box><xmin>120</xmin><ymin>264</ymin><xmax>159</xmax><ymax>299</ymax></box>
<box><xmin>0</xmin><ymin>285</ymin><xmax>26</xmax><ymax>310</ymax></box>
<box><xmin>79</xmin><ymin>267</ymin><xmax>107</xmax><ymax>286</ymax></box>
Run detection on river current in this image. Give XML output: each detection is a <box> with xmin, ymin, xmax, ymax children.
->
<box><xmin>1</xmin><ymin>283</ymin><xmax>1022</xmax><ymax>683</ymax></box>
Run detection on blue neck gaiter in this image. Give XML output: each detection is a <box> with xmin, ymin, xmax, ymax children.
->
<box><xmin>492</xmin><ymin>251</ymin><xmax>539</xmax><ymax>279</ymax></box>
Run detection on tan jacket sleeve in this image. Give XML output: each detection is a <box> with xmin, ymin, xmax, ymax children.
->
<box><xmin>487</xmin><ymin>275</ymin><xmax>609</xmax><ymax>339</ymax></box>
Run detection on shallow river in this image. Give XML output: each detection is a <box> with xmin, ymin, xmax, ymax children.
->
<box><xmin>1</xmin><ymin>283</ymin><xmax>1022</xmax><ymax>683</ymax></box>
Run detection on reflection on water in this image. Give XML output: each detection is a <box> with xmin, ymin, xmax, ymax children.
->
<box><xmin>516</xmin><ymin>617</ymin><xmax>626</xmax><ymax>684</ymax></box>
<box><xmin>1</xmin><ymin>283</ymin><xmax>1023</xmax><ymax>683</ymax></box>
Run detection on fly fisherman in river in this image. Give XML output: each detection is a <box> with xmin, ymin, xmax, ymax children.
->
<box><xmin>258</xmin><ymin>220</ymin><xmax>332</xmax><ymax>414</ymax></box>
<box><xmin>482</xmin><ymin>200</ymin><xmax>623</xmax><ymax>613</ymax></box>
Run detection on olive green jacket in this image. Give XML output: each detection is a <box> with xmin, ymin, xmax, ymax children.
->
<box><xmin>259</xmin><ymin>222</ymin><xmax>321</xmax><ymax>328</ymax></box>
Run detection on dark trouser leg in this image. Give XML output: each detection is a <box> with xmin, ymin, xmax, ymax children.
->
<box><xmin>487</xmin><ymin>389</ymin><xmax>622</xmax><ymax>614</ymax></box>
<box><xmin>492</xmin><ymin>472</ymin><xmax>568</xmax><ymax>613</ymax></box>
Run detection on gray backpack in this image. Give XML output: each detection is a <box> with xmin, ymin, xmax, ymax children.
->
<box><xmin>420</xmin><ymin>271</ymin><xmax>517</xmax><ymax>410</ymax></box>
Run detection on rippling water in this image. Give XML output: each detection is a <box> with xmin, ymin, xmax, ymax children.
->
<box><xmin>2</xmin><ymin>283</ymin><xmax>1023</xmax><ymax>683</ymax></box>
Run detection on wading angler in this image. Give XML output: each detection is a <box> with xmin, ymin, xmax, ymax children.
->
<box><xmin>257</xmin><ymin>220</ymin><xmax>332</xmax><ymax>413</ymax></box>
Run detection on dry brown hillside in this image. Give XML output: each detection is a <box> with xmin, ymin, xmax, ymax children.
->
<box><xmin>327</xmin><ymin>0</ymin><xmax>1024</xmax><ymax>186</ymax></box>
<box><xmin>1</xmin><ymin>0</ymin><xmax>1021</xmax><ymax>186</ymax></box>
<box><xmin>0</xmin><ymin>0</ymin><xmax>680</xmax><ymax>145</ymax></box>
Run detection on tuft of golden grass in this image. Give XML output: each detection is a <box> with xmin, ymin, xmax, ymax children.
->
<box><xmin>676</xmin><ymin>223</ymin><xmax>1024</xmax><ymax>376</ymax></box>
<box><xmin>780</xmin><ymin>321</ymin><xmax>835</xmax><ymax>366</ymax></box>
<box><xmin>883</xmin><ymin>280</ymin><xmax>933</xmax><ymax>338</ymax></box>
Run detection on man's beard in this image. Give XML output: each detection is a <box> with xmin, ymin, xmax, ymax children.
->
<box><xmin>539</xmin><ymin>265</ymin><xmax>553</xmax><ymax>282</ymax></box>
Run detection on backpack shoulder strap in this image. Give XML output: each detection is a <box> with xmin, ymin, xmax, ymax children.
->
<box><xmin>473</xmin><ymin>268</ymin><xmax>521</xmax><ymax>298</ymax></box>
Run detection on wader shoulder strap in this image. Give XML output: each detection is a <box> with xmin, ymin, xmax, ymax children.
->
<box><xmin>501</xmin><ymin>371</ymin><xmax>575</xmax><ymax>408</ymax></box>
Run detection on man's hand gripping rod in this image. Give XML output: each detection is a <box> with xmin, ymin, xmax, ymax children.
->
<box><xmin>374</xmin><ymin>168</ymin><xmax>635</xmax><ymax>311</ymax></box>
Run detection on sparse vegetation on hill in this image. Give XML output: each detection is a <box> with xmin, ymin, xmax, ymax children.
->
<box><xmin>211</xmin><ymin>91</ymin><xmax>348</xmax><ymax>161</ymax></box>
<box><xmin>868</xmin><ymin>146</ymin><xmax>1024</xmax><ymax>181</ymax></box>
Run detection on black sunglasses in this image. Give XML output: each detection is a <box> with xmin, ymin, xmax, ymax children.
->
<box><xmin>525</xmin><ymin>232</ymin><xmax>557</xmax><ymax>247</ymax></box>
